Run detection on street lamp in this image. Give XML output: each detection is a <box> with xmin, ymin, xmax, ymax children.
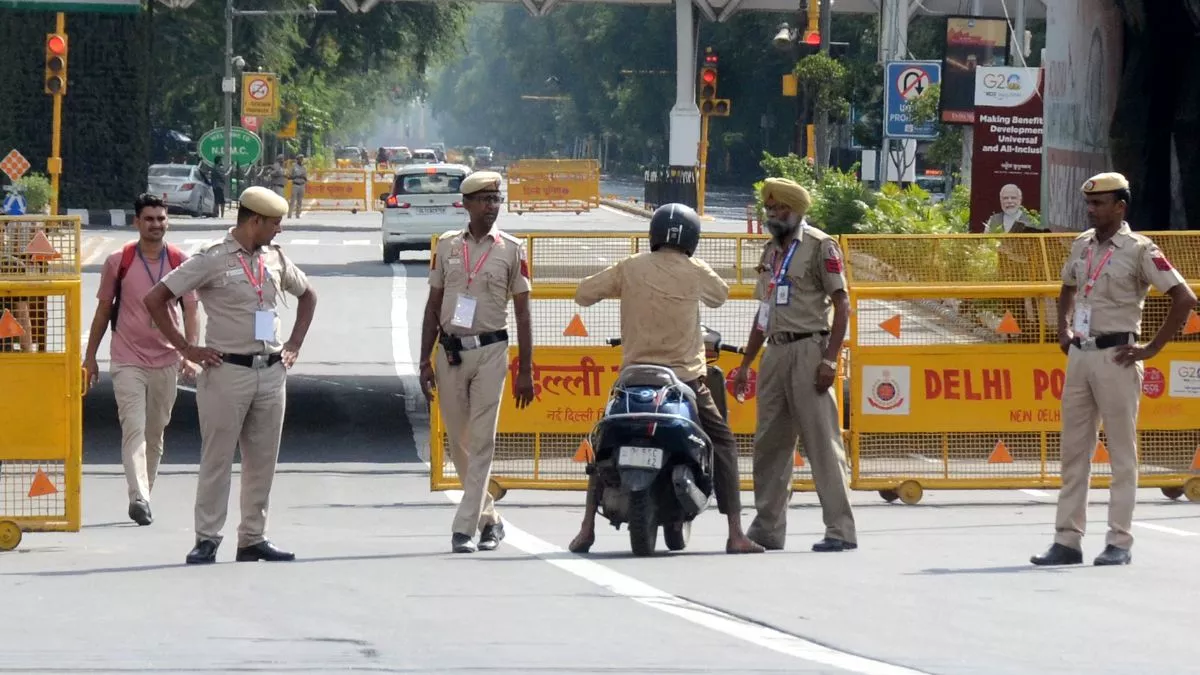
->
<box><xmin>222</xmin><ymin>0</ymin><xmax>337</xmax><ymax>193</ymax></box>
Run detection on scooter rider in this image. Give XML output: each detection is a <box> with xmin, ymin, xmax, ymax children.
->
<box><xmin>567</xmin><ymin>203</ymin><xmax>765</xmax><ymax>555</ymax></box>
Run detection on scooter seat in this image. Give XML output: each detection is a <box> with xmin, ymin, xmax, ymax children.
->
<box><xmin>613</xmin><ymin>365</ymin><xmax>696</xmax><ymax>403</ymax></box>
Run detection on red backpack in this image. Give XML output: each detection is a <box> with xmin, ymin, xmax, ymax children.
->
<box><xmin>110</xmin><ymin>241</ymin><xmax>187</xmax><ymax>332</ymax></box>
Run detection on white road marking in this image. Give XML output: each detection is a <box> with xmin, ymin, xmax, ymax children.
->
<box><xmin>435</xmin><ymin>485</ymin><xmax>930</xmax><ymax>675</ymax></box>
<box><xmin>1020</xmin><ymin>489</ymin><xmax>1052</xmax><ymax>498</ymax></box>
<box><xmin>285</xmin><ymin>239</ymin><xmax>320</xmax><ymax>245</ymax></box>
<box><xmin>390</xmin><ymin>262</ymin><xmax>416</xmax><ymax>377</ymax></box>
<box><xmin>907</xmin><ymin>453</ymin><xmax>941</xmax><ymax>465</ymax></box>
<box><xmin>600</xmin><ymin>204</ymin><xmax>646</xmax><ymax>220</ymax></box>
<box><xmin>343</xmin><ymin>239</ymin><xmax>373</xmax><ymax>246</ymax></box>
<box><xmin>1132</xmin><ymin>522</ymin><xmax>1197</xmax><ymax>537</ymax></box>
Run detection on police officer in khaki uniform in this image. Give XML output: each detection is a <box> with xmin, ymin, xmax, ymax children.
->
<box><xmin>419</xmin><ymin>171</ymin><xmax>535</xmax><ymax>554</ymax></box>
<box><xmin>732</xmin><ymin>177</ymin><xmax>856</xmax><ymax>552</ymax></box>
<box><xmin>1031</xmin><ymin>173</ymin><xmax>1195</xmax><ymax>567</ymax></box>
<box><xmin>144</xmin><ymin>186</ymin><xmax>318</xmax><ymax>565</ymax></box>
<box><xmin>566</xmin><ymin>204</ymin><xmax>765</xmax><ymax>555</ymax></box>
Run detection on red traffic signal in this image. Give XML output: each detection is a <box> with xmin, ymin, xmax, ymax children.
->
<box><xmin>47</xmin><ymin>34</ymin><xmax>66</xmax><ymax>55</ymax></box>
<box><xmin>803</xmin><ymin>31</ymin><xmax>820</xmax><ymax>46</ymax></box>
<box><xmin>700</xmin><ymin>68</ymin><xmax>716</xmax><ymax>85</ymax></box>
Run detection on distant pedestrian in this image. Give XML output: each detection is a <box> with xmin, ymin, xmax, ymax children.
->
<box><xmin>83</xmin><ymin>193</ymin><xmax>199</xmax><ymax>526</ymax></box>
<box><xmin>1031</xmin><ymin>172</ymin><xmax>1195</xmax><ymax>567</ymax></box>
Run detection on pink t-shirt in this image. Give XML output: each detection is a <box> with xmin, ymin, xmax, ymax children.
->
<box><xmin>97</xmin><ymin>245</ymin><xmax>199</xmax><ymax>368</ymax></box>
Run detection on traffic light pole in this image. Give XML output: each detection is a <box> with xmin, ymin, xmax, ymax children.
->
<box><xmin>49</xmin><ymin>12</ymin><xmax>65</xmax><ymax>215</ymax></box>
<box><xmin>223</xmin><ymin>0</ymin><xmax>234</xmax><ymax>197</ymax></box>
<box><xmin>697</xmin><ymin>112</ymin><xmax>709</xmax><ymax>217</ymax></box>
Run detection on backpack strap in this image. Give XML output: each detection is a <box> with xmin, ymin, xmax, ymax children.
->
<box><xmin>110</xmin><ymin>242</ymin><xmax>186</xmax><ymax>333</ymax></box>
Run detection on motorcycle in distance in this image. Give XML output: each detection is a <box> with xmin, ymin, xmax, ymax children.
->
<box><xmin>585</xmin><ymin>325</ymin><xmax>742</xmax><ymax>556</ymax></box>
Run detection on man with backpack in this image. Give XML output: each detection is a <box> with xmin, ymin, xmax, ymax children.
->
<box><xmin>83</xmin><ymin>193</ymin><xmax>200</xmax><ymax>526</ymax></box>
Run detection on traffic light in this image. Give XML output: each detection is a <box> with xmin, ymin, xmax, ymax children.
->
<box><xmin>44</xmin><ymin>33</ymin><xmax>68</xmax><ymax>96</ymax></box>
<box><xmin>698</xmin><ymin>47</ymin><xmax>729</xmax><ymax>116</ymax></box>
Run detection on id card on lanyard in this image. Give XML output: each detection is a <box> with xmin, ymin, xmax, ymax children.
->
<box><xmin>756</xmin><ymin>238</ymin><xmax>801</xmax><ymax>332</ymax></box>
<box><xmin>237</xmin><ymin>253</ymin><xmax>275</xmax><ymax>341</ymax></box>
<box><xmin>453</xmin><ymin>239</ymin><xmax>492</xmax><ymax>329</ymax></box>
<box><xmin>1073</xmin><ymin>245</ymin><xmax>1114</xmax><ymax>338</ymax></box>
<box><xmin>139</xmin><ymin>246</ymin><xmax>166</xmax><ymax>330</ymax></box>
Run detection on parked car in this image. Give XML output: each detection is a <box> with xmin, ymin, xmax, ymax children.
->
<box><xmin>147</xmin><ymin>164</ymin><xmax>216</xmax><ymax>217</ymax></box>
<box><xmin>379</xmin><ymin>163</ymin><xmax>472</xmax><ymax>263</ymax></box>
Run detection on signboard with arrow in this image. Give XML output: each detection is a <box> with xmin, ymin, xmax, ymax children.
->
<box><xmin>884</xmin><ymin>61</ymin><xmax>941</xmax><ymax>140</ymax></box>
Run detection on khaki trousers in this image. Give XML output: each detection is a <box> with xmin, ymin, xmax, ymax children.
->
<box><xmin>435</xmin><ymin>341</ymin><xmax>506</xmax><ymax>537</ymax></box>
<box><xmin>1055</xmin><ymin>345</ymin><xmax>1142</xmax><ymax>550</ymax></box>
<box><xmin>748</xmin><ymin>336</ymin><xmax>855</xmax><ymax>547</ymax></box>
<box><xmin>111</xmin><ymin>363</ymin><xmax>180</xmax><ymax>504</ymax></box>
<box><xmin>289</xmin><ymin>184</ymin><xmax>305</xmax><ymax>217</ymax></box>
<box><xmin>194</xmin><ymin>360</ymin><xmax>287</xmax><ymax>547</ymax></box>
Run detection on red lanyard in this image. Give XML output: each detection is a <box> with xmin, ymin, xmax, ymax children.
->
<box><xmin>462</xmin><ymin>239</ymin><xmax>493</xmax><ymax>286</ymax></box>
<box><xmin>1082</xmin><ymin>245</ymin><xmax>1115</xmax><ymax>298</ymax></box>
<box><xmin>237</xmin><ymin>253</ymin><xmax>267</xmax><ymax>307</ymax></box>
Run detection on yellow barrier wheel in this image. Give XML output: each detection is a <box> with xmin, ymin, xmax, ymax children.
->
<box><xmin>488</xmin><ymin>478</ymin><xmax>508</xmax><ymax>502</ymax></box>
<box><xmin>897</xmin><ymin>481</ymin><xmax>923</xmax><ymax>505</ymax></box>
<box><xmin>0</xmin><ymin>521</ymin><xmax>21</xmax><ymax>551</ymax></box>
<box><xmin>1184</xmin><ymin>478</ymin><xmax>1200</xmax><ymax>503</ymax></box>
<box><xmin>879</xmin><ymin>490</ymin><xmax>899</xmax><ymax>503</ymax></box>
<box><xmin>1161</xmin><ymin>486</ymin><xmax>1185</xmax><ymax>501</ymax></box>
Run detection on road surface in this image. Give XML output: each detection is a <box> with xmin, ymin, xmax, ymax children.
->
<box><xmin>1</xmin><ymin>208</ymin><xmax>1196</xmax><ymax>674</ymax></box>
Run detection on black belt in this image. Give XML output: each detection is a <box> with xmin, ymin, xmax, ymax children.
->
<box><xmin>439</xmin><ymin>329</ymin><xmax>508</xmax><ymax>352</ymax></box>
<box><xmin>222</xmin><ymin>352</ymin><xmax>283</xmax><ymax>369</ymax></box>
<box><xmin>767</xmin><ymin>330</ymin><xmax>828</xmax><ymax>346</ymax></box>
<box><xmin>1071</xmin><ymin>333</ymin><xmax>1134</xmax><ymax>351</ymax></box>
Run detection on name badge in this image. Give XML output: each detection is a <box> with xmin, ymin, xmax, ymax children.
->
<box><xmin>1072</xmin><ymin>303</ymin><xmax>1092</xmax><ymax>339</ymax></box>
<box><xmin>775</xmin><ymin>282</ymin><xmax>790</xmax><ymax>306</ymax></box>
<box><xmin>452</xmin><ymin>294</ymin><xmax>477</xmax><ymax>329</ymax></box>
<box><xmin>254</xmin><ymin>310</ymin><xmax>276</xmax><ymax>341</ymax></box>
<box><xmin>756</xmin><ymin>300</ymin><xmax>770</xmax><ymax>332</ymax></box>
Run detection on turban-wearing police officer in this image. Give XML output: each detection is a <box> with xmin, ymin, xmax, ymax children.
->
<box><xmin>732</xmin><ymin>177</ymin><xmax>857</xmax><ymax>552</ymax></box>
<box><xmin>419</xmin><ymin>171</ymin><xmax>535</xmax><ymax>554</ymax></box>
<box><xmin>1031</xmin><ymin>173</ymin><xmax>1195</xmax><ymax>567</ymax></box>
<box><xmin>144</xmin><ymin>186</ymin><xmax>318</xmax><ymax>565</ymax></box>
<box><xmin>566</xmin><ymin>204</ymin><xmax>765</xmax><ymax>555</ymax></box>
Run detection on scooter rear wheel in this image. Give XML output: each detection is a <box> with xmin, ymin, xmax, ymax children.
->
<box><xmin>628</xmin><ymin>491</ymin><xmax>658</xmax><ymax>557</ymax></box>
<box><xmin>664</xmin><ymin>521</ymin><xmax>690</xmax><ymax>551</ymax></box>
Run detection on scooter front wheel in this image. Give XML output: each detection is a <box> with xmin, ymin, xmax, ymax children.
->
<box><xmin>628</xmin><ymin>491</ymin><xmax>658</xmax><ymax>557</ymax></box>
<box><xmin>663</xmin><ymin>521</ymin><xmax>690</xmax><ymax>551</ymax></box>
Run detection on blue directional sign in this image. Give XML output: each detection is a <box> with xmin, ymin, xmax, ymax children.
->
<box><xmin>884</xmin><ymin>61</ymin><xmax>941</xmax><ymax>140</ymax></box>
<box><xmin>2</xmin><ymin>193</ymin><xmax>26</xmax><ymax>216</ymax></box>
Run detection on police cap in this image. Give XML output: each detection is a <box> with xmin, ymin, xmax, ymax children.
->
<box><xmin>1081</xmin><ymin>172</ymin><xmax>1130</xmax><ymax>195</ymax></box>
<box><xmin>239</xmin><ymin>186</ymin><xmax>288</xmax><ymax>218</ymax></box>
<box><xmin>461</xmin><ymin>171</ymin><xmax>503</xmax><ymax>196</ymax></box>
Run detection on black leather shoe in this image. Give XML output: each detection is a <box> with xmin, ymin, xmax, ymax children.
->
<box><xmin>1030</xmin><ymin>543</ymin><xmax>1083</xmax><ymax>566</ymax></box>
<box><xmin>812</xmin><ymin>537</ymin><xmax>857</xmax><ymax>552</ymax></box>
<box><xmin>452</xmin><ymin>533</ymin><xmax>476</xmax><ymax>553</ymax></box>
<box><xmin>478</xmin><ymin>521</ymin><xmax>505</xmax><ymax>551</ymax></box>
<box><xmin>1094</xmin><ymin>545</ymin><xmax>1132</xmax><ymax>566</ymax></box>
<box><xmin>235</xmin><ymin>540</ymin><xmax>295</xmax><ymax>562</ymax></box>
<box><xmin>186</xmin><ymin>539</ymin><xmax>218</xmax><ymax>565</ymax></box>
<box><xmin>128</xmin><ymin>499</ymin><xmax>152</xmax><ymax>526</ymax></box>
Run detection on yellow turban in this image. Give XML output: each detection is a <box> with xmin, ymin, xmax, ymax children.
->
<box><xmin>760</xmin><ymin>177</ymin><xmax>812</xmax><ymax>215</ymax></box>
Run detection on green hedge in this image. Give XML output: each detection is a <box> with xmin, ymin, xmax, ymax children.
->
<box><xmin>0</xmin><ymin>10</ymin><xmax>149</xmax><ymax>211</ymax></box>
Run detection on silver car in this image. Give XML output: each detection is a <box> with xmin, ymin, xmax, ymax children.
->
<box><xmin>147</xmin><ymin>164</ymin><xmax>217</xmax><ymax>217</ymax></box>
<box><xmin>379</xmin><ymin>163</ymin><xmax>472</xmax><ymax>263</ymax></box>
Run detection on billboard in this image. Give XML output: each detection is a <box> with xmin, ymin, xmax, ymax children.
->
<box><xmin>969</xmin><ymin>67</ymin><xmax>1045</xmax><ymax>234</ymax></box>
<box><xmin>939</xmin><ymin>16</ymin><xmax>1011</xmax><ymax>125</ymax></box>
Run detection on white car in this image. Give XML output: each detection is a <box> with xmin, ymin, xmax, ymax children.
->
<box><xmin>379</xmin><ymin>163</ymin><xmax>472</xmax><ymax>263</ymax></box>
<box><xmin>147</xmin><ymin>164</ymin><xmax>217</xmax><ymax>217</ymax></box>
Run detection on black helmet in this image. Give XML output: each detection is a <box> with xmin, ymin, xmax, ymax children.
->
<box><xmin>648</xmin><ymin>203</ymin><xmax>701</xmax><ymax>256</ymax></box>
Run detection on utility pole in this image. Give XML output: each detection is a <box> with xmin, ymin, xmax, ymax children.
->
<box><xmin>223</xmin><ymin>3</ymin><xmax>335</xmax><ymax>194</ymax></box>
<box><xmin>960</xmin><ymin>0</ymin><xmax>982</xmax><ymax>188</ymax></box>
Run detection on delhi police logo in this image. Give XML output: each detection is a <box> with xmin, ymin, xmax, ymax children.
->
<box><xmin>1083</xmin><ymin>179</ymin><xmax>1096</xmax><ymax>192</ymax></box>
<box><xmin>867</xmin><ymin>369</ymin><xmax>904</xmax><ymax>411</ymax></box>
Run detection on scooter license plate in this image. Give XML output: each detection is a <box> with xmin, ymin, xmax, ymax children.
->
<box><xmin>618</xmin><ymin>446</ymin><xmax>663</xmax><ymax>469</ymax></box>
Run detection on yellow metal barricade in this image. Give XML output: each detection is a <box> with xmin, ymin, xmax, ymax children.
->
<box><xmin>843</xmin><ymin>232</ymin><xmax>1200</xmax><ymax>504</ymax></box>
<box><xmin>506</xmin><ymin>159</ymin><xmax>600</xmax><ymax>215</ymax></box>
<box><xmin>368</xmin><ymin>170</ymin><xmax>395</xmax><ymax>212</ymax></box>
<box><xmin>285</xmin><ymin>169</ymin><xmax>369</xmax><ymax>213</ymax></box>
<box><xmin>0</xmin><ymin>216</ymin><xmax>84</xmax><ymax>550</ymax></box>
<box><xmin>427</xmin><ymin>232</ymin><xmax>845</xmax><ymax>499</ymax></box>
